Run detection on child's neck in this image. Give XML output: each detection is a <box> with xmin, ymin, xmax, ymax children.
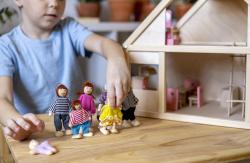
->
<box><xmin>20</xmin><ymin>21</ymin><xmax>53</xmax><ymax>40</ymax></box>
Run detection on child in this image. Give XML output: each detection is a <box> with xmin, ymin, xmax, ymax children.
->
<box><xmin>48</xmin><ymin>84</ymin><xmax>71</xmax><ymax>137</ymax></box>
<box><xmin>0</xmin><ymin>0</ymin><xmax>130</xmax><ymax>141</ymax></box>
<box><xmin>69</xmin><ymin>100</ymin><xmax>92</xmax><ymax>139</ymax></box>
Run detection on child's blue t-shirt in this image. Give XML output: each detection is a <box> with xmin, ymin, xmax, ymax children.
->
<box><xmin>0</xmin><ymin>17</ymin><xmax>93</xmax><ymax>114</ymax></box>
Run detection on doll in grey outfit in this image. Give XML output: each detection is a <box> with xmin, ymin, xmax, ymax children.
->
<box><xmin>121</xmin><ymin>89</ymin><xmax>141</xmax><ymax>128</ymax></box>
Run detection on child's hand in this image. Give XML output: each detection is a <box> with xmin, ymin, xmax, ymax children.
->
<box><xmin>3</xmin><ymin>113</ymin><xmax>45</xmax><ymax>141</ymax></box>
<box><xmin>106</xmin><ymin>57</ymin><xmax>131</xmax><ymax>108</ymax></box>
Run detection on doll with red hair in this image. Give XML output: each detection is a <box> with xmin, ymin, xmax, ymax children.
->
<box><xmin>69</xmin><ymin>100</ymin><xmax>93</xmax><ymax>139</ymax></box>
<box><xmin>48</xmin><ymin>84</ymin><xmax>72</xmax><ymax>137</ymax></box>
<box><xmin>78</xmin><ymin>81</ymin><xmax>96</xmax><ymax>129</ymax></box>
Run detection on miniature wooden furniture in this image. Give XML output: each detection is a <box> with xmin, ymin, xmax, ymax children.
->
<box><xmin>226</xmin><ymin>56</ymin><xmax>246</xmax><ymax>117</ymax></box>
<box><xmin>166</xmin><ymin>88</ymin><xmax>179</xmax><ymax>111</ymax></box>
<box><xmin>123</xmin><ymin>0</ymin><xmax>250</xmax><ymax>129</ymax></box>
<box><xmin>188</xmin><ymin>86</ymin><xmax>203</xmax><ymax>108</ymax></box>
<box><xmin>3</xmin><ymin>114</ymin><xmax>250</xmax><ymax>163</ymax></box>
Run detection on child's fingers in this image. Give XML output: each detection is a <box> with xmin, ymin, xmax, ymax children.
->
<box><xmin>6</xmin><ymin>119</ymin><xmax>20</xmax><ymax>133</ymax></box>
<box><xmin>16</xmin><ymin>117</ymin><xmax>31</xmax><ymax>131</ymax></box>
<box><xmin>23</xmin><ymin>113</ymin><xmax>44</xmax><ymax>132</ymax></box>
<box><xmin>122</xmin><ymin>79</ymin><xmax>130</xmax><ymax>96</ymax></box>
<box><xmin>22</xmin><ymin>113</ymin><xmax>41</xmax><ymax>126</ymax></box>
<box><xmin>115</xmin><ymin>82</ymin><xmax>124</xmax><ymax>107</ymax></box>
<box><xmin>3</xmin><ymin>127</ymin><xmax>13</xmax><ymax>137</ymax></box>
<box><xmin>107</xmin><ymin>84</ymin><xmax>116</xmax><ymax>107</ymax></box>
<box><xmin>37</xmin><ymin>120</ymin><xmax>45</xmax><ymax>132</ymax></box>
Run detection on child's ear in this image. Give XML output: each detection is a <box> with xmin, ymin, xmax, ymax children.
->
<box><xmin>14</xmin><ymin>0</ymin><xmax>23</xmax><ymax>8</ymax></box>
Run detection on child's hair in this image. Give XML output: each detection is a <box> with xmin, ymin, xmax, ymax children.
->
<box><xmin>72</xmin><ymin>100</ymin><xmax>81</xmax><ymax>110</ymax></box>
<box><xmin>56</xmin><ymin>84</ymin><xmax>68</xmax><ymax>97</ymax></box>
<box><xmin>83</xmin><ymin>81</ymin><xmax>94</xmax><ymax>89</ymax></box>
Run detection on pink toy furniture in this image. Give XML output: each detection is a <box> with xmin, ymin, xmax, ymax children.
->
<box><xmin>167</xmin><ymin>88</ymin><xmax>179</xmax><ymax>111</ymax></box>
<box><xmin>188</xmin><ymin>86</ymin><xmax>203</xmax><ymax>108</ymax></box>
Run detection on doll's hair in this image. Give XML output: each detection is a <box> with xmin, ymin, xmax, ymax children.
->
<box><xmin>72</xmin><ymin>100</ymin><xmax>81</xmax><ymax>110</ymax></box>
<box><xmin>56</xmin><ymin>84</ymin><xmax>68</xmax><ymax>97</ymax></box>
<box><xmin>77</xmin><ymin>81</ymin><xmax>94</xmax><ymax>96</ymax></box>
<box><xmin>83</xmin><ymin>81</ymin><xmax>94</xmax><ymax>88</ymax></box>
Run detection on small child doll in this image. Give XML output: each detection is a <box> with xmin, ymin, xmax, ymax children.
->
<box><xmin>78</xmin><ymin>81</ymin><xmax>96</xmax><ymax>130</ymax></box>
<box><xmin>48</xmin><ymin>84</ymin><xmax>72</xmax><ymax>137</ymax></box>
<box><xmin>69</xmin><ymin>100</ymin><xmax>93</xmax><ymax>139</ymax></box>
<box><xmin>29</xmin><ymin>139</ymin><xmax>57</xmax><ymax>155</ymax></box>
<box><xmin>99</xmin><ymin>104</ymin><xmax>123</xmax><ymax>135</ymax></box>
<box><xmin>121</xmin><ymin>89</ymin><xmax>141</xmax><ymax>128</ymax></box>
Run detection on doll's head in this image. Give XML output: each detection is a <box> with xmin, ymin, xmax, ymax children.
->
<box><xmin>29</xmin><ymin>139</ymin><xmax>39</xmax><ymax>150</ymax></box>
<box><xmin>72</xmin><ymin>100</ymin><xmax>81</xmax><ymax>110</ymax></box>
<box><xmin>56</xmin><ymin>84</ymin><xmax>68</xmax><ymax>97</ymax></box>
<box><xmin>83</xmin><ymin>81</ymin><xmax>94</xmax><ymax>95</ymax></box>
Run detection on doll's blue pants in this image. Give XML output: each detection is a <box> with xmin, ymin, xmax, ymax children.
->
<box><xmin>71</xmin><ymin>121</ymin><xmax>90</xmax><ymax>135</ymax></box>
<box><xmin>54</xmin><ymin>114</ymin><xmax>70</xmax><ymax>131</ymax></box>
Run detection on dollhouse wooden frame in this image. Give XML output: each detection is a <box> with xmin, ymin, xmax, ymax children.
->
<box><xmin>123</xmin><ymin>0</ymin><xmax>250</xmax><ymax>129</ymax></box>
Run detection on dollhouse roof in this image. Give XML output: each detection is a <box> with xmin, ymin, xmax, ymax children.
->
<box><xmin>123</xmin><ymin>0</ymin><xmax>250</xmax><ymax>54</ymax></box>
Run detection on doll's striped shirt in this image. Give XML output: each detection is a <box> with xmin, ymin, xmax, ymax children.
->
<box><xmin>48</xmin><ymin>97</ymin><xmax>71</xmax><ymax>114</ymax></box>
<box><xmin>69</xmin><ymin>109</ymin><xmax>90</xmax><ymax>126</ymax></box>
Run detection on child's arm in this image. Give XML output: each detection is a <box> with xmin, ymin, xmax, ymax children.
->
<box><xmin>0</xmin><ymin>77</ymin><xmax>44</xmax><ymax>140</ymax></box>
<box><xmin>84</xmin><ymin>34</ymin><xmax>131</xmax><ymax>107</ymax></box>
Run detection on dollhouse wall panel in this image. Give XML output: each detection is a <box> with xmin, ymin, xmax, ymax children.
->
<box><xmin>245</xmin><ymin>3</ymin><xmax>250</xmax><ymax>123</ymax></box>
<box><xmin>159</xmin><ymin>52</ymin><xmax>167</xmax><ymax>113</ymax></box>
<box><xmin>178</xmin><ymin>0</ymin><xmax>247</xmax><ymax>43</ymax></box>
<box><xmin>133</xmin><ymin>89</ymin><xmax>159</xmax><ymax>113</ymax></box>
<box><xmin>133</xmin><ymin>10</ymin><xmax>165</xmax><ymax>46</ymax></box>
<box><xmin>129</xmin><ymin>52</ymin><xmax>159</xmax><ymax>64</ymax></box>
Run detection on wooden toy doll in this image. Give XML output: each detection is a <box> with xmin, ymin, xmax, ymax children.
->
<box><xmin>121</xmin><ymin>89</ymin><xmax>140</xmax><ymax>128</ymax></box>
<box><xmin>48</xmin><ymin>84</ymin><xmax>72</xmax><ymax>137</ymax></box>
<box><xmin>78</xmin><ymin>81</ymin><xmax>96</xmax><ymax>117</ymax></box>
<box><xmin>99</xmin><ymin>104</ymin><xmax>123</xmax><ymax>135</ymax></box>
<box><xmin>29</xmin><ymin>139</ymin><xmax>57</xmax><ymax>155</ymax></box>
<box><xmin>69</xmin><ymin>100</ymin><xmax>93</xmax><ymax>139</ymax></box>
<box><xmin>97</xmin><ymin>85</ymin><xmax>107</xmax><ymax>121</ymax></box>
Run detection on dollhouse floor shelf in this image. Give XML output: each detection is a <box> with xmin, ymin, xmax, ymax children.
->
<box><xmin>171</xmin><ymin>101</ymin><xmax>244</xmax><ymax>122</ymax></box>
<box><xmin>3</xmin><ymin>114</ymin><xmax>250</xmax><ymax>162</ymax></box>
<box><xmin>127</xmin><ymin>45</ymin><xmax>250</xmax><ymax>54</ymax></box>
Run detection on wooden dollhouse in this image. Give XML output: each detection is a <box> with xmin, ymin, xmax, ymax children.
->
<box><xmin>123</xmin><ymin>0</ymin><xmax>250</xmax><ymax>129</ymax></box>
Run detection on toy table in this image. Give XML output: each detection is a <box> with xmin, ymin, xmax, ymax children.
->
<box><xmin>3</xmin><ymin>114</ymin><xmax>250</xmax><ymax>163</ymax></box>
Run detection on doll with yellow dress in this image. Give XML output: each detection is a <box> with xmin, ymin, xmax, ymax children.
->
<box><xmin>99</xmin><ymin>103</ymin><xmax>123</xmax><ymax>135</ymax></box>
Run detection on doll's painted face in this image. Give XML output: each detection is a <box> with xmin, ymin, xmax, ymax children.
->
<box><xmin>84</xmin><ymin>86</ymin><xmax>93</xmax><ymax>95</ymax></box>
<box><xmin>75</xmin><ymin>104</ymin><xmax>81</xmax><ymax>110</ymax></box>
<box><xmin>58</xmin><ymin>88</ymin><xmax>67</xmax><ymax>97</ymax></box>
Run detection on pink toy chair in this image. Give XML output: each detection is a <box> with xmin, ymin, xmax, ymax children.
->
<box><xmin>167</xmin><ymin>88</ymin><xmax>179</xmax><ymax>111</ymax></box>
<box><xmin>188</xmin><ymin>86</ymin><xmax>203</xmax><ymax>108</ymax></box>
